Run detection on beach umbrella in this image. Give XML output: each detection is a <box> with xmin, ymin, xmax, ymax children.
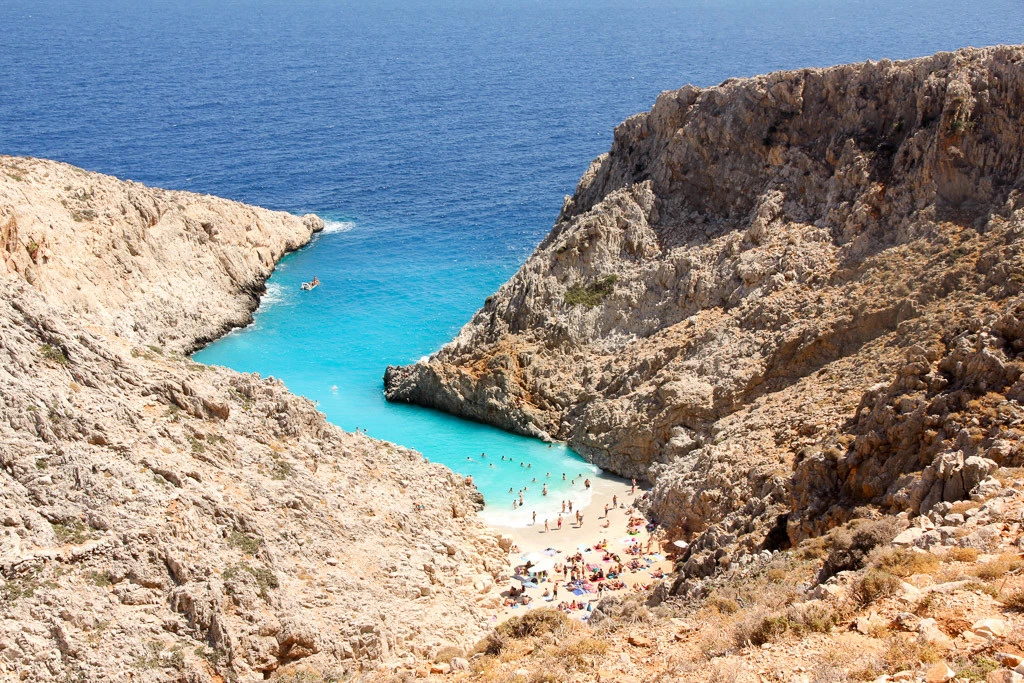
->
<box><xmin>577</xmin><ymin>544</ymin><xmax>591</xmax><ymax>553</ymax></box>
<box><xmin>528</xmin><ymin>558</ymin><xmax>556</xmax><ymax>574</ymax></box>
<box><xmin>672</xmin><ymin>540</ymin><xmax>689</xmax><ymax>549</ymax></box>
<box><xmin>522</xmin><ymin>552</ymin><xmax>547</xmax><ymax>564</ymax></box>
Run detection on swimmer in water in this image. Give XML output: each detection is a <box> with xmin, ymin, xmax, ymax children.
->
<box><xmin>562</xmin><ymin>473</ymin><xmax>566</xmax><ymax>480</ymax></box>
<box><xmin>542</xmin><ymin>484</ymin><xmax>548</xmax><ymax>496</ymax></box>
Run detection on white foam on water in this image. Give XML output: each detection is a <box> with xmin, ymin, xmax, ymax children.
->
<box><xmin>261</xmin><ymin>281</ymin><xmax>286</xmax><ymax>307</ymax></box>
<box><xmin>321</xmin><ymin>219</ymin><xmax>355</xmax><ymax>234</ymax></box>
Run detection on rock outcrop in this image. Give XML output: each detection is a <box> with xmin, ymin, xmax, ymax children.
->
<box><xmin>384</xmin><ymin>46</ymin><xmax>1024</xmax><ymax>560</ymax></box>
<box><xmin>0</xmin><ymin>156</ymin><xmax>507</xmax><ymax>681</ymax></box>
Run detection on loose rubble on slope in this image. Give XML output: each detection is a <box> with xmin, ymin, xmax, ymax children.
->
<box><xmin>0</xmin><ymin>156</ymin><xmax>508</xmax><ymax>681</ymax></box>
<box><xmin>397</xmin><ymin>472</ymin><xmax>1024</xmax><ymax>682</ymax></box>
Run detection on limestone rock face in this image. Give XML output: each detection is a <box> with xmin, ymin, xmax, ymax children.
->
<box><xmin>385</xmin><ymin>46</ymin><xmax>1024</xmax><ymax>553</ymax></box>
<box><xmin>0</xmin><ymin>157</ymin><xmax>507</xmax><ymax>680</ymax></box>
<box><xmin>0</xmin><ymin>156</ymin><xmax>322</xmax><ymax>354</ymax></box>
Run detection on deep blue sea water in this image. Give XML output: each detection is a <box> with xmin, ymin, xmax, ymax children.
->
<box><xmin>3</xmin><ymin>0</ymin><xmax>1023</xmax><ymax>524</ymax></box>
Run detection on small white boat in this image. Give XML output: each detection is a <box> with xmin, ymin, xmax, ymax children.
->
<box><xmin>301</xmin><ymin>277</ymin><xmax>320</xmax><ymax>291</ymax></box>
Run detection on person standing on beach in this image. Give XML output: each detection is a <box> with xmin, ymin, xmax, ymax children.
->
<box><xmin>568</xmin><ymin>500</ymin><xmax>573</xmax><ymax>513</ymax></box>
<box><xmin>532</xmin><ymin>511</ymin><xmax>537</xmax><ymax>525</ymax></box>
<box><xmin>631</xmin><ymin>478</ymin><xmax>636</xmax><ymax>494</ymax></box>
<box><xmin>542</xmin><ymin>483</ymin><xmax>548</xmax><ymax>496</ymax></box>
<box><xmin>613</xmin><ymin>494</ymin><xmax>617</xmax><ymax>506</ymax></box>
<box><xmin>561</xmin><ymin>500</ymin><xmax>566</xmax><ymax>513</ymax></box>
<box><xmin>544</xmin><ymin>519</ymin><xmax>549</xmax><ymax>533</ymax></box>
<box><xmin>604</xmin><ymin>504</ymin><xmax>609</xmax><ymax>517</ymax></box>
<box><xmin>584</xmin><ymin>478</ymin><xmax>591</xmax><ymax>489</ymax></box>
<box><xmin>557</xmin><ymin>515</ymin><xmax>562</xmax><ymax>530</ymax></box>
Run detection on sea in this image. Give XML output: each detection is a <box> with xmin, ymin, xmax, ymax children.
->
<box><xmin>3</xmin><ymin>0</ymin><xmax>1022</xmax><ymax>526</ymax></box>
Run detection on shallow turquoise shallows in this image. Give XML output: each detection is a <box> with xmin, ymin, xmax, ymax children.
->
<box><xmin>193</xmin><ymin>219</ymin><xmax>601</xmax><ymax>527</ymax></box>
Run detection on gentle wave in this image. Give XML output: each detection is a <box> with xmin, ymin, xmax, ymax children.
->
<box><xmin>261</xmin><ymin>281</ymin><xmax>286</xmax><ymax>307</ymax></box>
<box><xmin>479</xmin><ymin>486</ymin><xmax>595</xmax><ymax>529</ymax></box>
<box><xmin>322</xmin><ymin>219</ymin><xmax>355</xmax><ymax>234</ymax></box>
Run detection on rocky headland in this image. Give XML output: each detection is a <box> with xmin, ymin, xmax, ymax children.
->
<box><xmin>384</xmin><ymin>45</ymin><xmax>1024</xmax><ymax>576</ymax></box>
<box><xmin>0</xmin><ymin>156</ymin><xmax>508</xmax><ymax>681</ymax></box>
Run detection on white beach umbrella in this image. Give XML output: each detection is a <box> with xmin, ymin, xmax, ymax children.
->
<box><xmin>528</xmin><ymin>558</ymin><xmax>556</xmax><ymax>574</ymax></box>
<box><xmin>672</xmin><ymin>540</ymin><xmax>689</xmax><ymax>549</ymax></box>
<box><xmin>522</xmin><ymin>551</ymin><xmax>547</xmax><ymax>564</ymax></box>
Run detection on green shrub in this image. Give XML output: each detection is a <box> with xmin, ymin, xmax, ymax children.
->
<box><xmin>39</xmin><ymin>343</ymin><xmax>68</xmax><ymax>366</ymax></box>
<box><xmin>564</xmin><ymin>275</ymin><xmax>617</xmax><ymax>307</ymax></box>
<box><xmin>749</xmin><ymin>614</ymin><xmax>793</xmax><ymax>645</ymax></box>
<box><xmin>228</xmin><ymin>531</ymin><xmax>262</xmax><ymax>555</ymax></box>
<box><xmin>52</xmin><ymin>518</ymin><xmax>91</xmax><ymax>545</ymax></box>
<box><xmin>820</xmin><ymin>518</ymin><xmax>901</xmax><ymax>580</ymax></box>
<box><xmin>223</xmin><ymin>562</ymin><xmax>278</xmax><ymax>600</ymax></box>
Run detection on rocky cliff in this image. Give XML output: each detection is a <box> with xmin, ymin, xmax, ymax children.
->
<box><xmin>385</xmin><ymin>46</ymin><xmax>1024</xmax><ymax>565</ymax></box>
<box><xmin>0</xmin><ymin>156</ymin><xmax>508</xmax><ymax>681</ymax></box>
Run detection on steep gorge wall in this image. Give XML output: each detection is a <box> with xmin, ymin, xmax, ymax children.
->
<box><xmin>385</xmin><ymin>46</ymin><xmax>1024</xmax><ymax>560</ymax></box>
<box><xmin>0</xmin><ymin>156</ymin><xmax>508</xmax><ymax>681</ymax></box>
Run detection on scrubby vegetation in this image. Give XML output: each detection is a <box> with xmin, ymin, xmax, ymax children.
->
<box><xmin>564</xmin><ymin>275</ymin><xmax>617</xmax><ymax>307</ymax></box>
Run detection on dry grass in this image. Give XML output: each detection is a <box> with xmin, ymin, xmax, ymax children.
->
<box><xmin>850</xmin><ymin>570</ymin><xmax>903</xmax><ymax>607</ymax></box>
<box><xmin>1001</xmin><ymin>588</ymin><xmax>1024</xmax><ymax>609</ymax></box>
<box><xmin>949</xmin><ymin>501</ymin><xmax>979</xmax><ymax>515</ymax></box>
<box><xmin>944</xmin><ymin>547</ymin><xmax>980</xmax><ymax>563</ymax></box>
<box><xmin>869</xmin><ymin>547</ymin><xmax>940</xmax><ymax>578</ymax></box>
<box><xmin>733</xmin><ymin>601</ymin><xmax>840</xmax><ymax>647</ymax></box>
<box><xmin>472</xmin><ymin>608</ymin><xmax>610</xmax><ymax>680</ymax></box>
<box><xmin>973</xmin><ymin>552</ymin><xmax>1023</xmax><ymax>580</ymax></box>
<box><xmin>706</xmin><ymin>595</ymin><xmax>740</xmax><ymax>614</ymax></box>
<box><xmin>882</xmin><ymin>633</ymin><xmax>940</xmax><ymax>673</ymax></box>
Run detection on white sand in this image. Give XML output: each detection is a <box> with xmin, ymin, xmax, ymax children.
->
<box><xmin>489</xmin><ymin>475</ymin><xmax>674</xmax><ymax>624</ymax></box>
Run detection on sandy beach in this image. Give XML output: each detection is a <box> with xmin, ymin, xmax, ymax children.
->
<box><xmin>489</xmin><ymin>474</ymin><xmax>675</xmax><ymax>623</ymax></box>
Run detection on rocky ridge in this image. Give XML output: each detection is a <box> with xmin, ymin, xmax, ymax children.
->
<box><xmin>0</xmin><ymin>156</ymin><xmax>508</xmax><ymax>681</ymax></box>
<box><xmin>384</xmin><ymin>46</ymin><xmax>1024</xmax><ymax>568</ymax></box>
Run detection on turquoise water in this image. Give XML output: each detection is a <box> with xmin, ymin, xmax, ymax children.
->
<box><xmin>194</xmin><ymin>220</ymin><xmax>601</xmax><ymax>526</ymax></box>
<box><xmin>6</xmin><ymin>0</ymin><xmax>1024</xmax><ymax>524</ymax></box>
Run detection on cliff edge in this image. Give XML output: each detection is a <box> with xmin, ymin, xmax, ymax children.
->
<box><xmin>0</xmin><ymin>156</ymin><xmax>508</xmax><ymax>681</ymax></box>
<box><xmin>385</xmin><ymin>46</ymin><xmax>1024</xmax><ymax>563</ymax></box>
